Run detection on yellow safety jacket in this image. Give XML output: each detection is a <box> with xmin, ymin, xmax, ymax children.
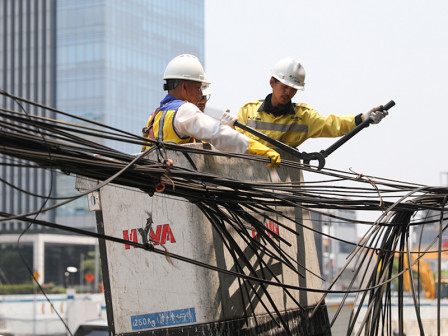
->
<box><xmin>237</xmin><ymin>96</ymin><xmax>361</xmax><ymax>148</ymax></box>
<box><xmin>142</xmin><ymin>95</ymin><xmax>195</xmax><ymax>151</ymax></box>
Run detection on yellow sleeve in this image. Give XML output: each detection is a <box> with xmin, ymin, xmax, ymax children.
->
<box><xmin>236</xmin><ymin>105</ymin><xmax>247</xmax><ymax>135</ymax></box>
<box><xmin>236</xmin><ymin>101</ymin><xmax>260</xmax><ymax>138</ymax></box>
<box><xmin>302</xmin><ymin>106</ymin><xmax>357</xmax><ymax>138</ymax></box>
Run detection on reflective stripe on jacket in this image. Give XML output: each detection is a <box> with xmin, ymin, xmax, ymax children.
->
<box><xmin>237</xmin><ymin>100</ymin><xmax>358</xmax><ymax>148</ymax></box>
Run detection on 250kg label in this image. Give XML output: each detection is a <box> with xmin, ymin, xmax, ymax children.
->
<box><xmin>131</xmin><ymin>307</ymin><xmax>196</xmax><ymax>330</ymax></box>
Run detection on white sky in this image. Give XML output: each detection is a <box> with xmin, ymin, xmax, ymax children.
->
<box><xmin>204</xmin><ymin>0</ymin><xmax>448</xmax><ymax>187</ymax></box>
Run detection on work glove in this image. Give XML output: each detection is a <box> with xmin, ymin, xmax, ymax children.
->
<box><xmin>248</xmin><ymin>139</ymin><xmax>281</xmax><ymax>168</ymax></box>
<box><xmin>364</xmin><ymin>105</ymin><xmax>388</xmax><ymax>124</ymax></box>
<box><xmin>220</xmin><ymin>110</ymin><xmax>238</xmax><ymax>129</ymax></box>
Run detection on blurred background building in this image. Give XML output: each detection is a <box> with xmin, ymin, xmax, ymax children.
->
<box><xmin>310</xmin><ymin>208</ymin><xmax>359</xmax><ymax>290</ymax></box>
<box><xmin>0</xmin><ymin>0</ymin><xmax>205</xmax><ymax>288</ymax></box>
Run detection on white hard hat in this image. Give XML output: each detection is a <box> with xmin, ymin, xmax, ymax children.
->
<box><xmin>163</xmin><ymin>54</ymin><xmax>210</xmax><ymax>84</ymax></box>
<box><xmin>270</xmin><ymin>57</ymin><xmax>305</xmax><ymax>90</ymax></box>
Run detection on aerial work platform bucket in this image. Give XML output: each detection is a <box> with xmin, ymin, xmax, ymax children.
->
<box><xmin>76</xmin><ymin>144</ymin><xmax>330</xmax><ymax>335</ymax></box>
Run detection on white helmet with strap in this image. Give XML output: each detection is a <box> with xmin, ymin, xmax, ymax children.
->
<box><xmin>270</xmin><ymin>57</ymin><xmax>305</xmax><ymax>90</ymax></box>
<box><xmin>163</xmin><ymin>54</ymin><xmax>210</xmax><ymax>87</ymax></box>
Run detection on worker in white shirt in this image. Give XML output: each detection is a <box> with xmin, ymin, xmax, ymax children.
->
<box><xmin>142</xmin><ymin>54</ymin><xmax>280</xmax><ymax>167</ymax></box>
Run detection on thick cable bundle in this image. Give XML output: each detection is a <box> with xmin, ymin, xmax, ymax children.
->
<box><xmin>1</xmin><ymin>91</ymin><xmax>447</xmax><ymax>336</ymax></box>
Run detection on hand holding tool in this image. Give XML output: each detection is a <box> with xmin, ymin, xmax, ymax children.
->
<box><xmin>233</xmin><ymin>100</ymin><xmax>395</xmax><ymax>170</ymax></box>
<box><xmin>302</xmin><ymin>100</ymin><xmax>395</xmax><ymax>168</ymax></box>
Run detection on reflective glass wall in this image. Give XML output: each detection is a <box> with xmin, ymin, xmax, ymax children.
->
<box><xmin>55</xmin><ymin>0</ymin><xmax>205</xmax><ymax>222</ymax></box>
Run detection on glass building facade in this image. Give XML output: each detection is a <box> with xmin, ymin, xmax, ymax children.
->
<box><xmin>56</xmin><ymin>0</ymin><xmax>205</xmax><ymax>153</ymax></box>
<box><xmin>1</xmin><ymin>0</ymin><xmax>58</xmax><ymax>232</ymax></box>
<box><xmin>1</xmin><ymin>0</ymin><xmax>205</xmax><ymax>231</ymax></box>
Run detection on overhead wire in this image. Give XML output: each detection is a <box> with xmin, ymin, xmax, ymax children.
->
<box><xmin>1</xmin><ymin>90</ymin><xmax>448</xmax><ymax>335</ymax></box>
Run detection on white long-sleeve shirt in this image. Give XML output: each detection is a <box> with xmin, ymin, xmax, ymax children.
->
<box><xmin>174</xmin><ymin>102</ymin><xmax>250</xmax><ymax>154</ymax></box>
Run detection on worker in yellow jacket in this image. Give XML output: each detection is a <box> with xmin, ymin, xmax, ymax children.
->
<box><xmin>220</xmin><ymin>57</ymin><xmax>388</xmax><ymax>148</ymax></box>
<box><xmin>142</xmin><ymin>54</ymin><xmax>280</xmax><ymax>167</ymax></box>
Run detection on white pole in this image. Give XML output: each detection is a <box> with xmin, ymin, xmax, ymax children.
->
<box><xmin>94</xmin><ymin>243</ymin><xmax>99</xmax><ymax>292</ymax></box>
<box><xmin>33</xmin><ymin>279</ymin><xmax>36</xmax><ymax>336</ymax></box>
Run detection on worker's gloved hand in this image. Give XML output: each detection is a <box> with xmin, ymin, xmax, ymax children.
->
<box><xmin>364</xmin><ymin>105</ymin><xmax>388</xmax><ymax>124</ymax></box>
<box><xmin>220</xmin><ymin>110</ymin><xmax>238</xmax><ymax>129</ymax></box>
<box><xmin>248</xmin><ymin>139</ymin><xmax>281</xmax><ymax>168</ymax></box>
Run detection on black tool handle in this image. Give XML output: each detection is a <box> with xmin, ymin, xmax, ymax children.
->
<box><xmin>234</xmin><ymin>121</ymin><xmax>304</xmax><ymax>159</ymax></box>
<box><xmin>322</xmin><ymin>100</ymin><xmax>395</xmax><ymax>157</ymax></box>
<box><xmin>234</xmin><ymin>121</ymin><xmax>326</xmax><ymax>168</ymax></box>
<box><xmin>383</xmin><ymin>100</ymin><xmax>396</xmax><ymax>111</ymax></box>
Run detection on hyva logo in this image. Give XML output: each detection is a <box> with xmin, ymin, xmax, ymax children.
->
<box><xmin>122</xmin><ymin>213</ymin><xmax>176</xmax><ymax>249</ymax></box>
<box><xmin>251</xmin><ymin>220</ymin><xmax>279</xmax><ymax>239</ymax></box>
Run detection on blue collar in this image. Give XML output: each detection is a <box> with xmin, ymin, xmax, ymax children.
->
<box><xmin>160</xmin><ymin>94</ymin><xmax>180</xmax><ymax>107</ymax></box>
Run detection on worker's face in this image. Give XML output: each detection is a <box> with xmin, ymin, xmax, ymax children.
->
<box><xmin>270</xmin><ymin>78</ymin><xmax>298</xmax><ymax>107</ymax></box>
<box><xmin>183</xmin><ymin>81</ymin><xmax>203</xmax><ymax>106</ymax></box>
<box><xmin>197</xmin><ymin>95</ymin><xmax>207</xmax><ymax>112</ymax></box>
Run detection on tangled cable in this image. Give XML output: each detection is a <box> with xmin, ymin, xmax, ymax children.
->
<box><xmin>1</xmin><ymin>90</ymin><xmax>447</xmax><ymax>336</ymax></box>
